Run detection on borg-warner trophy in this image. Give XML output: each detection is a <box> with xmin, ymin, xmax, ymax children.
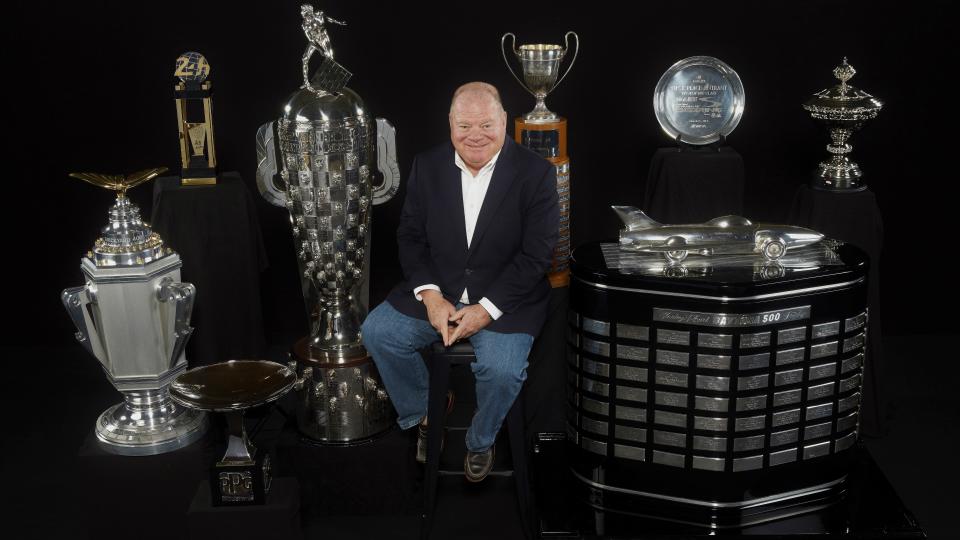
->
<box><xmin>256</xmin><ymin>4</ymin><xmax>399</xmax><ymax>444</ymax></box>
<box><xmin>502</xmin><ymin>31</ymin><xmax>578</xmax><ymax>287</ymax></box>
<box><xmin>803</xmin><ymin>58</ymin><xmax>883</xmax><ymax>191</ymax></box>
<box><xmin>61</xmin><ymin>168</ymin><xmax>208</xmax><ymax>455</ymax></box>
<box><xmin>170</xmin><ymin>360</ymin><xmax>296</xmax><ymax>505</ymax></box>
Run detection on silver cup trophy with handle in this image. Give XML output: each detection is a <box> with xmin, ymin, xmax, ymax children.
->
<box><xmin>61</xmin><ymin>167</ymin><xmax>208</xmax><ymax>455</ymax></box>
<box><xmin>255</xmin><ymin>4</ymin><xmax>399</xmax><ymax>444</ymax></box>
<box><xmin>501</xmin><ymin>31</ymin><xmax>578</xmax><ymax>123</ymax></box>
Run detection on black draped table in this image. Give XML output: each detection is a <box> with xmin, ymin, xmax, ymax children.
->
<box><xmin>151</xmin><ymin>172</ymin><xmax>268</xmax><ymax>365</ymax></box>
<box><xmin>643</xmin><ymin>146</ymin><xmax>744</xmax><ymax>223</ymax></box>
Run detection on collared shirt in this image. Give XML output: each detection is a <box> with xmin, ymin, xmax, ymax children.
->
<box><xmin>412</xmin><ymin>148</ymin><xmax>503</xmax><ymax>320</ymax></box>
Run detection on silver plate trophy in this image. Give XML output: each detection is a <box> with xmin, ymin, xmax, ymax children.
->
<box><xmin>501</xmin><ymin>31</ymin><xmax>579</xmax><ymax>123</ymax></box>
<box><xmin>61</xmin><ymin>168</ymin><xmax>208</xmax><ymax>455</ymax></box>
<box><xmin>654</xmin><ymin>56</ymin><xmax>745</xmax><ymax>145</ymax></box>
<box><xmin>256</xmin><ymin>4</ymin><xmax>399</xmax><ymax>444</ymax></box>
<box><xmin>170</xmin><ymin>360</ymin><xmax>296</xmax><ymax>505</ymax></box>
<box><xmin>803</xmin><ymin>58</ymin><xmax>883</xmax><ymax>191</ymax></box>
<box><xmin>612</xmin><ymin>206</ymin><xmax>824</xmax><ymax>263</ymax></box>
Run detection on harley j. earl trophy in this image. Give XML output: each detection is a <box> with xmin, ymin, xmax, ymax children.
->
<box><xmin>502</xmin><ymin>31</ymin><xmax>578</xmax><ymax>287</ymax></box>
<box><xmin>61</xmin><ymin>168</ymin><xmax>207</xmax><ymax>455</ymax></box>
<box><xmin>256</xmin><ymin>4</ymin><xmax>398</xmax><ymax>444</ymax></box>
<box><xmin>174</xmin><ymin>52</ymin><xmax>218</xmax><ymax>185</ymax></box>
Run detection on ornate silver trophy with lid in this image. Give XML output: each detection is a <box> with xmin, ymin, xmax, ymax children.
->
<box><xmin>61</xmin><ymin>168</ymin><xmax>208</xmax><ymax>455</ymax></box>
<box><xmin>256</xmin><ymin>4</ymin><xmax>399</xmax><ymax>443</ymax></box>
<box><xmin>803</xmin><ymin>58</ymin><xmax>883</xmax><ymax>191</ymax></box>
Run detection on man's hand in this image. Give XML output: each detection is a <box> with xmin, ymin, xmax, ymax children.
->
<box><xmin>448</xmin><ymin>304</ymin><xmax>492</xmax><ymax>343</ymax></box>
<box><xmin>420</xmin><ymin>290</ymin><xmax>457</xmax><ymax>346</ymax></box>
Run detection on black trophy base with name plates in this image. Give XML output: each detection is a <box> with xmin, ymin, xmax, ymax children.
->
<box><xmin>565</xmin><ymin>240</ymin><xmax>870</xmax><ymax>528</ymax></box>
<box><xmin>212</xmin><ymin>450</ymin><xmax>272</xmax><ymax>506</ymax></box>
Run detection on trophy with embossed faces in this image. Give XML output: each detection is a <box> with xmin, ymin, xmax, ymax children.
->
<box><xmin>255</xmin><ymin>4</ymin><xmax>398</xmax><ymax>444</ymax></box>
<box><xmin>502</xmin><ymin>31</ymin><xmax>579</xmax><ymax>287</ymax></box>
<box><xmin>803</xmin><ymin>58</ymin><xmax>883</xmax><ymax>191</ymax></box>
<box><xmin>174</xmin><ymin>52</ymin><xmax>218</xmax><ymax>185</ymax></box>
<box><xmin>61</xmin><ymin>168</ymin><xmax>207</xmax><ymax>455</ymax></box>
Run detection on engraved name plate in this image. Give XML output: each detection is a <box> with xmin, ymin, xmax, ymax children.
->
<box><xmin>656</xmin><ymin>371</ymin><xmax>688</xmax><ymax>388</ymax></box>
<box><xmin>740</xmin><ymin>331</ymin><xmax>771</xmax><ymax>348</ymax></box>
<box><xmin>696</xmin><ymin>375</ymin><xmax>730</xmax><ymax>392</ymax></box>
<box><xmin>698</xmin><ymin>333</ymin><xmax>733</xmax><ymax>349</ymax></box>
<box><xmin>582</xmin><ymin>317</ymin><xmax>610</xmax><ymax>336</ymax></box>
<box><xmin>617</xmin><ymin>323</ymin><xmax>650</xmax><ymax>341</ymax></box>
<box><xmin>653</xmin><ymin>306</ymin><xmax>811</xmax><ymax>328</ymax></box>
<box><xmin>655</xmin><ymin>391</ymin><xmax>688</xmax><ymax>408</ymax></box>
<box><xmin>617</xmin><ymin>345</ymin><xmax>649</xmax><ymax>362</ymax></box>
<box><xmin>616</xmin><ymin>365</ymin><xmax>647</xmax><ymax>382</ymax></box>
<box><xmin>773</xmin><ymin>388</ymin><xmax>802</xmax><ymax>406</ymax></box>
<box><xmin>736</xmin><ymin>395</ymin><xmax>767</xmax><ymax>412</ymax></box>
<box><xmin>618</xmin><ymin>386</ymin><xmax>648</xmax><ymax>403</ymax></box>
<box><xmin>658</xmin><ymin>329</ymin><xmax>690</xmax><ymax>346</ymax></box>
<box><xmin>804</xmin><ymin>422</ymin><xmax>832</xmax><ymax>440</ymax></box>
<box><xmin>771</xmin><ymin>428</ymin><xmax>799</xmax><ymax>447</ymax></box>
<box><xmin>652</xmin><ymin>450</ymin><xmax>685</xmax><ymax>467</ymax></box>
<box><xmin>692</xmin><ymin>456</ymin><xmax>725</xmax><ymax>472</ymax></box>
<box><xmin>656</xmin><ymin>350</ymin><xmax>689</xmax><ymax>367</ymax></box>
<box><xmin>810</xmin><ymin>341</ymin><xmax>838</xmax><ymax>359</ymax></box>
<box><xmin>655</xmin><ymin>410</ymin><xmax>687</xmax><ymax>427</ymax></box>
<box><xmin>697</xmin><ymin>354</ymin><xmax>731</xmax><ymax>370</ymax></box>
<box><xmin>615</xmin><ymin>425</ymin><xmax>648</xmax><ymax>443</ymax></box>
<box><xmin>583</xmin><ymin>358</ymin><xmax>610</xmax><ymax>378</ymax></box>
<box><xmin>738</xmin><ymin>374</ymin><xmax>769</xmax><ymax>391</ymax></box>
<box><xmin>616</xmin><ymin>405</ymin><xmax>647</xmax><ymax>422</ymax></box>
<box><xmin>693</xmin><ymin>435</ymin><xmax>727</xmax><ymax>451</ymax></box>
<box><xmin>654</xmin><ymin>430</ymin><xmax>686</xmax><ymax>448</ymax></box>
<box><xmin>812</xmin><ymin>321</ymin><xmax>840</xmax><ymax>338</ymax></box>
<box><xmin>776</xmin><ymin>347</ymin><xmax>805</xmax><ymax>366</ymax></box>
<box><xmin>844</xmin><ymin>312</ymin><xmax>867</xmax><ymax>333</ymax></box>
<box><xmin>739</xmin><ymin>352</ymin><xmax>770</xmax><ymax>370</ymax></box>
<box><xmin>695</xmin><ymin>396</ymin><xmax>729</xmax><ymax>412</ymax></box>
<box><xmin>583</xmin><ymin>338</ymin><xmax>611</xmax><ymax>357</ymax></box>
<box><xmin>615</xmin><ymin>444</ymin><xmax>646</xmax><ymax>461</ymax></box>
<box><xmin>803</xmin><ymin>441</ymin><xmax>831</xmax><ymax>460</ymax></box>
<box><xmin>733</xmin><ymin>434</ymin><xmax>764</xmax><ymax>451</ymax></box>
<box><xmin>735</xmin><ymin>415</ymin><xmax>765</xmax><ymax>432</ymax></box>
<box><xmin>778</xmin><ymin>327</ymin><xmax>807</xmax><ymax>345</ymax></box>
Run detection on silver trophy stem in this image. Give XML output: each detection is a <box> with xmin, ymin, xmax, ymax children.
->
<box><xmin>222</xmin><ymin>411</ymin><xmax>255</xmax><ymax>464</ymax></box>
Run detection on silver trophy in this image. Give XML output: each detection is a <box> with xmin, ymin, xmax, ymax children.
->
<box><xmin>654</xmin><ymin>56</ymin><xmax>745</xmax><ymax>145</ymax></box>
<box><xmin>803</xmin><ymin>58</ymin><xmax>883</xmax><ymax>190</ymax></box>
<box><xmin>501</xmin><ymin>32</ymin><xmax>579</xmax><ymax>123</ymax></box>
<box><xmin>170</xmin><ymin>360</ymin><xmax>296</xmax><ymax>505</ymax></box>
<box><xmin>61</xmin><ymin>168</ymin><xmax>208</xmax><ymax>455</ymax></box>
<box><xmin>256</xmin><ymin>5</ymin><xmax>398</xmax><ymax>443</ymax></box>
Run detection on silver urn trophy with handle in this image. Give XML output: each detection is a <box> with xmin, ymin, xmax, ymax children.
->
<box><xmin>61</xmin><ymin>167</ymin><xmax>208</xmax><ymax>455</ymax></box>
<box><xmin>256</xmin><ymin>4</ymin><xmax>399</xmax><ymax>444</ymax></box>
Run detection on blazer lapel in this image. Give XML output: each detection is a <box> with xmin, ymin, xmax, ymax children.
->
<box><xmin>467</xmin><ymin>138</ymin><xmax>517</xmax><ymax>261</ymax></box>
<box><xmin>443</xmin><ymin>147</ymin><xmax>469</xmax><ymax>254</ymax></box>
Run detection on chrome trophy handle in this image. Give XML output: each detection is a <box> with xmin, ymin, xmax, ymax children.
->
<box><xmin>157</xmin><ymin>277</ymin><xmax>196</xmax><ymax>370</ymax></box>
<box><xmin>61</xmin><ymin>285</ymin><xmax>94</xmax><ymax>357</ymax></box>
<box><xmin>554</xmin><ymin>31</ymin><xmax>580</xmax><ymax>91</ymax></box>
<box><xmin>255</xmin><ymin>121</ymin><xmax>289</xmax><ymax>208</ymax></box>
<box><xmin>372</xmin><ymin>118</ymin><xmax>400</xmax><ymax>206</ymax></box>
<box><xmin>501</xmin><ymin>32</ymin><xmax>533</xmax><ymax>98</ymax></box>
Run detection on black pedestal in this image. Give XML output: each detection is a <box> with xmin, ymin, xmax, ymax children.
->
<box><xmin>525</xmin><ymin>286</ymin><xmax>570</xmax><ymax>438</ymax></box>
<box><xmin>789</xmin><ymin>185</ymin><xmax>886</xmax><ymax>437</ymax></box>
<box><xmin>76</xmin><ymin>428</ymin><xmax>219</xmax><ymax>539</ymax></box>
<box><xmin>187</xmin><ymin>477</ymin><xmax>303</xmax><ymax>540</ymax></box>
<box><xmin>643</xmin><ymin>146</ymin><xmax>745</xmax><ymax>223</ymax></box>
<box><xmin>151</xmin><ymin>171</ymin><xmax>268</xmax><ymax>365</ymax></box>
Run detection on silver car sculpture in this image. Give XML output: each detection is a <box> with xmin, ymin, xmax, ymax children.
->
<box><xmin>613</xmin><ymin>206</ymin><xmax>824</xmax><ymax>263</ymax></box>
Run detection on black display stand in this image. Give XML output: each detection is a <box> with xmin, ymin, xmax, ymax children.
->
<box><xmin>789</xmin><ymin>185</ymin><xmax>886</xmax><ymax>438</ymax></box>
<box><xmin>151</xmin><ymin>172</ymin><xmax>268</xmax><ymax>365</ymax></box>
<box><xmin>76</xmin><ymin>428</ymin><xmax>220</xmax><ymax>539</ymax></box>
<box><xmin>643</xmin><ymin>146</ymin><xmax>745</xmax><ymax>223</ymax></box>
<box><xmin>187</xmin><ymin>478</ymin><xmax>303</xmax><ymax>540</ymax></box>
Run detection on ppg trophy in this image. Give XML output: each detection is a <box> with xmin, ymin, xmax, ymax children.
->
<box><xmin>61</xmin><ymin>168</ymin><xmax>208</xmax><ymax>455</ymax></box>
<box><xmin>502</xmin><ymin>31</ymin><xmax>578</xmax><ymax>287</ymax></box>
<box><xmin>256</xmin><ymin>4</ymin><xmax>399</xmax><ymax>444</ymax></box>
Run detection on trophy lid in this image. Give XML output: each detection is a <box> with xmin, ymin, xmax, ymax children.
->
<box><xmin>282</xmin><ymin>85</ymin><xmax>368</xmax><ymax>124</ymax></box>
<box><xmin>803</xmin><ymin>58</ymin><xmax>883</xmax><ymax>121</ymax></box>
<box><xmin>69</xmin><ymin>168</ymin><xmax>172</xmax><ymax>267</ymax></box>
<box><xmin>169</xmin><ymin>360</ymin><xmax>297</xmax><ymax>412</ymax></box>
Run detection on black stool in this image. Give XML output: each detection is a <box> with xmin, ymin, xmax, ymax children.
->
<box><xmin>420</xmin><ymin>341</ymin><xmax>533</xmax><ymax>540</ymax></box>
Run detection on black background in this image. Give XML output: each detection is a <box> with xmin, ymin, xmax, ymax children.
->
<box><xmin>7</xmin><ymin>0</ymin><xmax>955</xmax><ymax>346</ymax></box>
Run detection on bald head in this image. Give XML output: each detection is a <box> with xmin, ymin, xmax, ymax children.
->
<box><xmin>450</xmin><ymin>82</ymin><xmax>505</xmax><ymax>114</ymax></box>
<box><xmin>449</xmin><ymin>82</ymin><xmax>507</xmax><ymax>176</ymax></box>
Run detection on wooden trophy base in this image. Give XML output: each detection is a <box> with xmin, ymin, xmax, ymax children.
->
<box><xmin>515</xmin><ymin>117</ymin><xmax>571</xmax><ymax>288</ymax></box>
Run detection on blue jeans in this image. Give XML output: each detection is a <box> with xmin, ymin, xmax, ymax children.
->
<box><xmin>361</xmin><ymin>301</ymin><xmax>533</xmax><ymax>452</ymax></box>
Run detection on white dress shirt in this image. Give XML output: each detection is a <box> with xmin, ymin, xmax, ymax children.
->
<box><xmin>412</xmin><ymin>149</ymin><xmax>503</xmax><ymax>320</ymax></box>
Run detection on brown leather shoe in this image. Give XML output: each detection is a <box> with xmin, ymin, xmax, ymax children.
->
<box><xmin>416</xmin><ymin>391</ymin><xmax>455</xmax><ymax>464</ymax></box>
<box><xmin>464</xmin><ymin>446</ymin><xmax>495</xmax><ymax>482</ymax></box>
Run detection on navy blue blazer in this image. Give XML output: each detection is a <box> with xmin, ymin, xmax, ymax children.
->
<box><xmin>386</xmin><ymin>137</ymin><xmax>559</xmax><ymax>336</ymax></box>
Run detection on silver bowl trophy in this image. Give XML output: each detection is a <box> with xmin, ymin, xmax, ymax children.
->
<box><xmin>502</xmin><ymin>31</ymin><xmax>578</xmax><ymax>287</ymax></box>
<box><xmin>61</xmin><ymin>168</ymin><xmax>208</xmax><ymax>455</ymax></box>
<box><xmin>170</xmin><ymin>360</ymin><xmax>296</xmax><ymax>505</ymax></box>
<box><xmin>803</xmin><ymin>58</ymin><xmax>883</xmax><ymax>191</ymax></box>
<box><xmin>256</xmin><ymin>4</ymin><xmax>399</xmax><ymax>444</ymax></box>
<box><xmin>654</xmin><ymin>56</ymin><xmax>745</xmax><ymax>145</ymax></box>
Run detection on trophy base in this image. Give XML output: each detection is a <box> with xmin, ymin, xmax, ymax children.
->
<box><xmin>291</xmin><ymin>337</ymin><xmax>397</xmax><ymax>444</ymax></box>
<box><xmin>212</xmin><ymin>450</ymin><xmax>272</xmax><ymax>506</ymax></box>
<box><xmin>95</xmin><ymin>399</ymin><xmax>209</xmax><ymax>456</ymax></box>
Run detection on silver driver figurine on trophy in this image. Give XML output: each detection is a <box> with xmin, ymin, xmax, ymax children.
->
<box><xmin>61</xmin><ymin>168</ymin><xmax>207</xmax><ymax>455</ymax></box>
<box><xmin>256</xmin><ymin>4</ymin><xmax>399</xmax><ymax>444</ymax></box>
